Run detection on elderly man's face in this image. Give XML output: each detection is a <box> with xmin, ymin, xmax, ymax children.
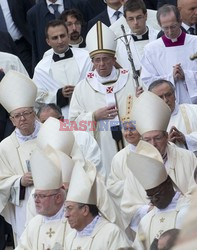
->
<box><xmin>65</xmin><ymin>201</ymin><xmax>87</xmax><ymax>231</ymax></box>
<box><xmin>92</xmin><ymin>53</ymin><xmax>116</xmax><ymax>77</ymax></box>
<box><xmin>150</xmin><ymin>82</ymin><xmax>176</xmax><ymax>112</ymax></box>
<box><xmin>159</xmin><ymin>11</ymin><xmax>181</xmax><ymax>39</ymax></box>
<box><xmin>142</xmin><ymin>130</ymin><xmax>168</xmax><ymax>156</ymax></box>
<box><xmin>33</xmin><ymin>189</ymin><xmax>61</xmax><ymax>216</ymax></box>
<box><xmin>10</xmin><ymin>107</ymin><xmax>35</xmax><ymax>136</ymax></box>
<box><xmin>178</xmin><ymin>0</ymin><xmax>197</xmax><ymax>26</ymax></box>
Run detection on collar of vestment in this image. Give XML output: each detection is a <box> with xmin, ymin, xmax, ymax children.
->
<box><xmin>162</xmin><ymin>31</ymin><xmax>186</xmax><ymax>47</ymax></box>
<box><xmin>129</xmin><ymin>144</ymin><xmax>136</xmax><ymax>152</ymax></box>
<box><xmin>15</xmin><ymin>120</ymin><xmax>41</xmax><ymax>143</ymax></box>
<box><xmin>43</xmin><ymin>205</ymin><xmax>65</xmax><ymax>223</ymax></box>
<box><xmin>77</xmin><ymin>215</ymin><xmax>100</xmax><ymax>237</ymax></box>
<box><xmin>52</xmin><ymin>48</ymin><xmax>73</xmax><ymax>62</ymax></box>
<box><xmin>131</xmin><ymin>27</ymin><xmax>149</xmax><ymax>41</ymax></box>
<box><xmin>86</xmin><ymin>67</ymin><xmax>129</xmax><ymax>94</ymax></box>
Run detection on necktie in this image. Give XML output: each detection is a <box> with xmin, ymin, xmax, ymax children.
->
<box><xmin>0</xmin><ymin>5</ymin><xmax>7</xmax><ymax>32</ymax></box>
<box><xmin>188</xmin><ymin>27</ymin><xmax>195</xmax><ymax>35</ymax></box>
<box><xmin>114</xmin><ymin>10</ymin><xmax>121</xmax><ymax>20</ymax></box>
<box><xmin>50</xmin><ymin>4</ymin><xmax>60</xmax><ymax>19</ymax></box>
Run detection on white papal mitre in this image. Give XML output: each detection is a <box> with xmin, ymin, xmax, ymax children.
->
<box><xmin>127</xmin><ymin>140</ymin><xmax>167</xmax><ymax>190</ymax></box>
<box><xmin>132</xmin><ymin>91</ymin><xmax>171</xmax><ymax>135</ymax></box>
<box><xmin>86</xmin><ymin>21</ymin><xmax>116</xmax><ymax>58</ymax></box>
<box><xmin>66</xmin><ymin>160</ymin><xmax>97</xmax><ymax>205</ymax></box>
<box><xmin>37</xmin><ymin>117</ymin><xmax>74</xmax><ymax>156</ymax></box>
<box><xmin>0</xmin><ymin>70</ymin><xmax>37</xmax><ymax>113</ymax></box>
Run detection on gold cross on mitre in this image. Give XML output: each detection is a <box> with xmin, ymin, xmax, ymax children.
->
<box><xmin>46</xmin><ymin>228</ymin><xmax>55</xmax><ymax>238</ymax></box>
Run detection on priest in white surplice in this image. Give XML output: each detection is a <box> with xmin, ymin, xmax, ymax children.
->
<box><xmin>126</xmin><ymin>142</ymin><xmax>189</xmax><ymax>250</ymax></box>
<box><xmin>33</xmin><ymin>19</ymin><xmax>92</xmax><ymax>118</ymax></box>
<box><xmin>69</xmin><ymin>21</ymin><xmax>138</xmax><ymax>177</ymax></box>
<box><xmin>149</xmin><ymin>79</ymin><xmax>197</xmax><ymax>155</ymax></box>
<box><xmin>64</xmin><ymin>159</ymin><xmax>132</xmax><ymax>250</ymax></box>
<box><xmin>140</xmin><ymin>4</ymin><xmax>197</xmax><ymax>104</ymax></box>
<box><xmin>16</xmin><ymin>146</ymin><xmax>74</xmax><ymax>250</ymax></box>
<box><xmin>0</xmin><ymin>71</ymin><xmax>40</xmax><ymax>245</ymax></box>
<box><xmin>120</xmin><ymin>91</ymin><xmax>196</xmax><ymax>236</ymax></box>
<box><xmin>116</xmin><ymin>0</ymin><xmax>158</xmax><ymax>72</ymax></box>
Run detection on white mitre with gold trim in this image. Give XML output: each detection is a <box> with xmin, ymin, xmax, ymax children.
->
<box><xmin>86</xmin><ymin>21</ymin><xmax>116</xmax><ymax>58</ymax></box>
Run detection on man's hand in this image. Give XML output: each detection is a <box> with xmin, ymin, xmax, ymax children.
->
<box><xmin>173</xmin><ymin>64</ymin><xmax>185</xmax><ymax>82</ymax></box>
<box><xmin>136</xmin><ymin>86</ymin><xmax>144</xmax><ymax>97</ymax></box>
<box><xmin>62</xmin><ymin>85</ymin><xmax>75</xmax><ymax>98</ymax></box>
<box><xmin>21</xmin><ymin>172</ymin><xmax>33</xmax><ymax>187</ymax></box>
<box><xmin>168</xmin><ymin>126</ymin><xmax>186</xmax><ymax>144</ymax></box>
<box><xmin>93</xmin><ymin>105</ymin><xmax>118</xmax><ymax>121</ymax></box>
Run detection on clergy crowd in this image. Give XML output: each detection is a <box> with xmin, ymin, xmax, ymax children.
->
<box><xmin>0</xmin><ymin>0</ymin><xmax>197</xmax><ymax>249</ymax></box>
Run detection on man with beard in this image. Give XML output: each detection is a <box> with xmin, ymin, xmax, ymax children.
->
<box><xmin>126</xmin><ymin>141</ymin><xmax>189</xmax><ymax>250</ymax></box>
<box><xmin>60</xmin><ymin>9</ymin><xmax>86</xmax><ymax>48</ymax></box>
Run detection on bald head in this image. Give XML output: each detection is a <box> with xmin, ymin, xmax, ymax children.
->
<box><xmin>177</xmin><ymin>0</ymin><xmax>197</xmax><ymax>26</ymax></box>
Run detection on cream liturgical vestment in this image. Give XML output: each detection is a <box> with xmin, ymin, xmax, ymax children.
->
<box><xmin>0</xmin><ymin>132</ymin><xmax>37</xmax><ymax>241</ymax></box>
<box><xmin>167</xmin><ymin>103</ymin><xmax>197</xmax><ymax>154</ymax></box>
<box><xmin>64</xmin><ymin>216</ymin><xmax>131</xmax><ymax>250</ymax></box>
<box><xmin>121</xmin><ymin>143</ymin><xmax>197</xmax><ymax>230</ymax></box>
<box><xmin>0</xmin><ymin>51</ymin><xmax>28</xmax><ymax>75</ymax></box>
<box><xmin>133</xmin><ymin>194</ymin><xmax>189</xmax><ymax>250</ymax></box>
<box><xmin>33</xmin><ymin>48</ymin><xmax>92</xmax><ymax>118</ymax></box>
<box><xmin>69</xmin><ymin>67</ymin><xmax>137</xmax><ymax>176</ymax></box>
<box><xmin>107</xmin><ymin>144</ymin><xmax>133</xmax><ymax>207</ymax></box>
<box><xmin>141</xmin><ymin>32</ymin><xmax>197</xmax><ymax>104</ymax></box>
<box><xmin>16</xmin><ymin>208</ymin><xmax>71</xmax><ymax>250</ymax></box>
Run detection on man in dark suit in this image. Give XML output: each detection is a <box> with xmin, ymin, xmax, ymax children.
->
<box><xmin>0</xmin><ymin>0</ymin><xmax>35</xmax><ymax>76</ymax></box>
<box><xmin>27</xmin><ymin>0</ymin><xmax>74</xmax><ymax>70</ymax></box>
<box><xmin>143</xmin><ymin>0</ymin><xmax>158</xmax><ymax>10</ymax></box>
<box><xmin>177</xmin><ymin>0</ymin><xmax>197</xmax><ymax>35</ymax></box>
<box><xmin>72</xmin><ymin>0</ymin><xmax>106</xmax><ymax>23</ymax></box>
<box><xmin>0</xmin><ymin>31</ymin><xmax>18</xmax><ymax>56</ymax></box>
<box><xmin>87</xmin><ymin>0</ymin><xmax>123</xmax><ymax>31</ymax></box>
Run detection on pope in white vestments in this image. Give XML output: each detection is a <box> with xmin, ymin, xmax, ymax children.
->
<box><xmin>0</xmin><ymin>71</ymin><xmax>39</xmax><ymax>244</ymax></box>
<box><xmin>69</xmin><ymin>21</ymin><xmax>137</xmax><ymax>176</ymax></box>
